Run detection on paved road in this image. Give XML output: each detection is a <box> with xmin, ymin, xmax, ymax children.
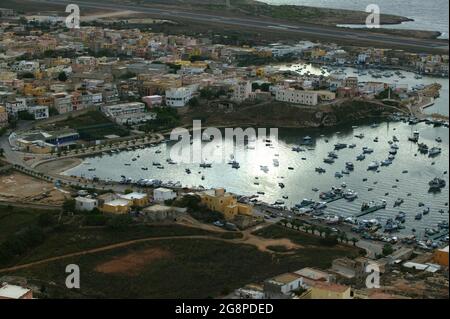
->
<box><xmin>31</xmin><ymin>0</ymin><xmax>448</xmax><ymax>52</ymax></box>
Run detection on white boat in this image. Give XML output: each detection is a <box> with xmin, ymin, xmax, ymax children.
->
<box><xmin>381</xmin><ymin>159</ymin><xmax>392</xmax><ymax>166</ymax></box>
<box><xmin>428</xmin><ymin>147</ymin><xmax>442</xmax><ymax>157</ymax></box>
<box><xmin>368</xmin><ymin>161</ymin><xmax>379</xmax><ymax>170</ymax></box>
<box><xmin>273</xmin><ymin>159</ymin><xmax>279</xmax><ymax>167</ymax></box>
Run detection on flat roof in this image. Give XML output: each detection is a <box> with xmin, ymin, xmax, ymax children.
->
<box><xmin>119</xmin><ymin>192</ymin><xmax>147</xmax><ymax>200</ymax></box>
<box><xmin>270</xmin><ymin>273</ymin><xmax>301</xmax><ymax>285</ymax></box>
<box><xmin>0</xmin><ymin>284</ymin><xmax>30</xmax><ymax>299</ymax></box>
<box><xmin>295</xmin><ymin>267</ymin><xmax>330</xmax><ymax>281</ymax></box>
<box><xmin>105</xmin><ymin>199</ymin><xmax>130</xmax><ymax>207</ymax></box>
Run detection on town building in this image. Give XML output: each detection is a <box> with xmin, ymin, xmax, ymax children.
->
<box><xmin>141</xmin><ymin>205</ymin><xmax>186</xmax><ymax>222</ymax></box>
<box><xmin>165</xmin><ymin>86</ymin><xmax>196</xmax><ymax>107</ymax></box>
<box><xmin>232</xmin><ymin>80</ymin><xmax>252</xmax><ymax>102</ymax></box>
<box><xmin>142</xmin><ymin>95</ymin><xmax>163</xmax><ymax>109</ymax></box>
<box><xmin>75</xmin><ymin>197</ymin><xmax>99</xmax><ymax>212</ymax></box>
<box><xmin>0</xmin><ymin>283</ymin><xmax>33</xmax><ymax>299</ymax></box>
<box><xmin>118</xmin><ymin>192</ymin><xmax>149</xmax><ymax>207</ymax></box>
<box><xmin>275</xmin><ymin>88</ymin><xmax>318</xmax><ymax>106</ymax></box>
<box><xmin>153</xmin><ymin>188</ymin><xmax>177</xmax><ymax>202</ymax></box>
<box><xmin>27</xmin><ymin>105</ymin><xmax>49</xmax><ymax>120</ymax></box>
<box><xmin>200</xmin><ymin>188</ymin><xmax>253</xmax><ymax>221</ymax></box>
<box><xmin>300</xmin><ymin>282</ymin><xmax>352</xmax><ymax>299</ymax></box>
<box><xmin>434</xmin><ymin>246</ymin><xmax>449</xmax><ymax>267</ymax></box>
<box><xmin>263</xmin><ymin>273</ymin><xmax>304</xmax><ymax>299</ymax></box>
<box><xmin>101</xmin><ymin>102</ymin><xmax>155</xmax><ymax>125</ymax></box>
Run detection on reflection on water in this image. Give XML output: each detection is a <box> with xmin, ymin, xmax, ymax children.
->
<box><xmin>65</xmin><ymin>121</ymin><xmax>449</xmax><ymax>239</ymax></box>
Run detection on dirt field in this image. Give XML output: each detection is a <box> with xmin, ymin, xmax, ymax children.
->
<box><xmin>95</xmin><ymin>248</ymin><xmax>172</xmax><ymax>276</ymax></box>
<box><xmin>0</xmin><ymin>172</ymin><xmax>68</xmax><ymax>205</ymax></box>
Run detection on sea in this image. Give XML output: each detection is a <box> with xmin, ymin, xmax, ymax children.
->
<box><xmin>260</xmin><ymin>0</ymin><xmax>449</xmax><ymax>39</ymax></box>
<box><xmin>63</xmin><ymin>64</ymin><xmax>449</xmax><ymax>240</ymax></box>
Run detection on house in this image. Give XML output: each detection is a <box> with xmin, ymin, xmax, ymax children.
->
<box><xmin>433</xmin><ymin>246</ymin><xmax>449</xmax><ymax>267</ymax></box>
<box><xmin>27</xmin><ymin>105</ymin><xmax>49</xmax><ymax>120</ymax></box>
<box><xmin>0</xmin><ymin>283</ymin><xmax>33</xmax><ymax>299</ymax></box>
<box><xmin>200</xmin><ymin>188</ymin><xmax>252</xmax><ymax>221</ymax></box>
<box><xmin>294</xmin><ymin>267</ymin><xmax>335</xmax><ymax>284</ymax></box>
<box><xmin>232</xmin><ymin>80</ymin><xmax>252</xmax><ymax>102</ymax></box>
<box><xmin>275</xmin><ymin>88</ymin><xmax>318</xmax><ymax>106</ymax></box>
<box><xmin>264</xmin><ymin>273</ymin><xmax>304</xmax><ymax>299</ymax></box>
<box><xmin>75</xmin><ymin>197</ymin><xmax>99</xmax><ymax>212</ymax></box>
<box><xmin>142</xmin><ymin>95</ymin><xmax>163</xmax><ymax>109</ymax></box>
<box><xmin>100</xmin><ymin>198</ymin><xmax>131</xmax><ymax>214</ymax></box>
<box><xmin>101</xmin><ymin>102</ymin><xmax>155</xmax><ymax>125</ymax></box>
<box><xmin>300</xmin><ymin>281</ymin><xmax>352</xmax><ymax>299</ymax></box>
<box><xmin>141</xmin><ymin>205</ymin><xmax>186</xmax><ymax>222</ymax></box>
<box><xmin>165</xmin><ymin>86</ymin><xmax>196</xmax><ymax>107</ymax></box>
<box><xmin>153</xmin><ymin>188</ymin><xmax>177</xmax><ymax>202</ymax></box>
<box><xmin>118</xmin><ymin>192</ymin><xmax>149</xmax><ymax>207</ymax></box>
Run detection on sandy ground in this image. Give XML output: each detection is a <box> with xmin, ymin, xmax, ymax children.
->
<box><xmin>94</xmin><ymin>248</ymin><xmax>172</xmax><ymax>276</ymax></box>
<box><xmin>36</xmin><ymin>158</ymin><xmax>82</xmax><ymax>174</ymax></box>
<box><xmin>0</xmin><ymin>172</ymin><xmax>69</xmax><ymax>205</ymax></box>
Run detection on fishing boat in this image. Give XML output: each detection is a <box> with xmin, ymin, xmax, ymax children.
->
<box><xmin>315</xmin><ymin>167</ymin><xmax>326</xmax><ymax>173</ymax></box>
<box><xmin>323</xmin><ymin>158</ymin><xmax>335</xmax><ymax>164</ymax></box>
<box><xmin>429</xmin><ymin>177</ymin><xmax>446</xmax><ymax>191</ymax></box>
<box><xmin>367</xmin><ymin>161</ymin><xmax>379</xmax><ymax>170</ymax></box>
<box><xmin>381</xmin><ymin>159</ymin><xmax>392</xmax><ymax>166</ymax></box>
<box><xmin>394</xmin><ymin>198</ymin><xmax>404</xmax><ymax>207</ymax></box>
<box><xmin>362</xmin><ymin>147</ymin><xmax>374</xmax><ymax>154</ymax></box>
<box><xmin>436</xmin><ymin>137</ymin><xmax>442</xmax><ymax>143</ymax></box>
<box><xmin>344</xmin><ymin>189</ymin><xmax>358</xmax><ymax>201</ymax></box>
<box><xmin>328</xmin><ymin>151</ymin><xmax>338</xmax><ymax>159</ymax></box>
<box><xmin>428</xmin><ymin>147</ymin><xmax>442</xmax><ymax>157</ymax></box>
<box><xmin>345</xmin><ymin>162</ymin><xmax>354</xmax><ymax>170</ymax></box>
<box><xmin>356</xmin><ymin>154</ymin><xmax>366</xmax><ymax>161</ymax></box>
<box><xmin>415</xmin><ymin>213</ymin><xmax>423</xmax><ymax>220</ymax></box>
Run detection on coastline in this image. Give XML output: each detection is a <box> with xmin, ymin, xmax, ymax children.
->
<box><xmin>35</xmin><ymin>157</ymin><xmax>83</xmax><ymax>175</ymax></box>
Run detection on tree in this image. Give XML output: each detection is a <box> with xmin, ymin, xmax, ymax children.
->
<box><xmin>382</xmin><ymin>244</ymin><xmax>394</xmax><ymax>256</ymax></box>
<box><xmin>58</xmin><ymin>71</ymin><xmax>68</xmax><ymax>82</ymax></box>
<box><xmin>63</xmin><ymin>198</ymin><xmax>76</xmax><ymax>213</ymax></box>
<box><xmin>107</xmin><ymin>214</ymin><xmax>132</xmax><ymax>230</ymax></box>
<box><xmin>351</xmin><ymin>237</ymin><xmax>359</xmax><ymax>246</ymax></box>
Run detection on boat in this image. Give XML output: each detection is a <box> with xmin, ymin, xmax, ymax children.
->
<box><xmin>278</xmin><ymin>183</ymin><xmax>285</xmax><ymax>188</ymax></box>
<box><xmin>315</xmin><ymin>167</ymin><xmax>326</xmax><ymax>173</ymax></box>
<box><xmin>356</xmin><ymin>154</ymin><xmax>366</xmax><ymax>161</ymax></box>
<box><xmin>323</xmin><ymin>158</ymin><xmax>335</xmax><ymax>164</ymax></box>
<box><xmin>428</xmin><ymin>147</ymin><xmax>442</xmax><ymax>157</ymax></box>
<box><xmin>185</xmin><ymin>169</ymin><xmax>191</xmax><ymax>174</ymax></box>
<box><xmin>436</xmin><ymin>137</ymin><xmax>442</xmax><ymax>143</ymax></box>
<box><xmin>328</xmin><ymin>151</ymin><xmax>338</xmax><ymax>159</ymax></box>
<box><xmin>388</xmin><ymin>155</ymin><xmax>396</xmax><ymax>160</ymax></box>
<box><xmin>381</xmin><ymin>159</ymin><xmax>392</xmax><ymax>166</ymax></box>
<box><xmin>395</xmin><ymin>212</ymin><xmax>406</xmax><ymax>223</ymax></box>
<box><xmin>367</xmin><ymin>161</ymin><xmax>379</xmax><ymax>170</ymax></box>
<box><xmin>345</xmin><ymin>162</ymin><xmax>354</xmax><ymax>170</ymax></box>
<box><xmin>393</xmin><ymin>136</ymin><xmax>399</xmax><ymax>142</ymax></box>
<box><xmin>334</xmin><ymin>143</ymin><xmax>347</xmax><ymax>150</ymax></box>
<box><xmin>359</xmin><ymin>200</ymin><xmax>387</xmax><ymax>215</ymax></box>
<box><xmin>273</xmin><ymin>159</ymin><xmax>279</xmax><ymax>167</ymax></box>
<box><xmin>373</xmin><ymin>137</ymin><xmax>379</xmax><ymax>143</ymax></box>
<box><xmin>344</xmin><ymin>189</ymin><xmax>358</xmax><ymax>201</ymax></box>
<box><xmin>355</xmin><ymin>133</ymin><xmax>365</xmax><ymax>139</ymax></box>
<box><xmin>415</xmin><ymin>213</ymin><xmax>423</xmax><ymax>220</ymax></box>
<box><xmin>296</xmin><ymin>199</ymin><xmax>315</xmax><ymax>208</ymax></box>
<box><xmin>429</xmin><ymin>177</ymin><xmax>446</xmax><ymax>191</ymax></box>
<box><xmin>88</xmin><ymin>168</ymin><xmax>96</xmax><ymax>172</ymax></box>
<box><xmin>394</xmin><ymin>198</ymin><xmax>404</xmax><ymax>207</ymax></box>
<box><xmin>200</xmin><ymin>162</ymin><xmax>212</xmax><ymax>168</ymax></box>
<box><xmin>260</xmin><ymin>165</ymin><xmax>269</xmax><ymax>173</ymax></box>
<box><xmin>348</xmin><ymin>143</ymin><xmax>356</xmax><ymax>149</ymax></box>
<box><xmin>423</xmin><ymin>207</ymin><xmax>430</xmax><ymax>215</ymax></box>
<box><xmin>418</xmin><ymin>143</ymin><xmax>429</xmax><ymax>154</ymax></box>
<box><xmin>335</xmin><ymin>172</ymin><xmax>343</xmax><ymax>178</ymax></box>
<box><xmin>231</xmin><ymin>162</ymin><xmax>240</xmax><ymax>169</ymax></box>
<box><xmin>362</xmin><ymin>147</ymin><xmax>374</xmax><ymax>154</ymax></box>
<box><xmin>300</xmin><ymin>136</ymin><xmax>313</xmax><ymax>145</ymax></box>
<box><xmin>408</xmin><ymin>131</ymin><xmax>420</xmax><ymax>142</ymax></box>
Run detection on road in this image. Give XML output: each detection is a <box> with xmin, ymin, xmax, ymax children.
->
<box><xmin>31</xmin><ymin>0</ymin><xmax>448</xmax><ymax>52</ymax></box>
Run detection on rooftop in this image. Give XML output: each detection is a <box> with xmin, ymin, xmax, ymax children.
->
<box><xmin>0</xmin><ymin>283</ymin><xmax>31</xmax><ymax>299</ymax></box>
<box><xmin>269</xmin><ymin>273</ymin><xmax>301</xmax><ymax>285</ymax></box>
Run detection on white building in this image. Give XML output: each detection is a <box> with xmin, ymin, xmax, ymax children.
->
<box><xmin>27</xmin><ymin>105</ymin><xmax>49</xmax><ymax>120</ymax></box>
<box><xmin>275</xmin><ymin>88</ymin><xmax>318</xmax><ymax>106</ymax></box>
<box><xmin>153</xmin><ymin>188</ymin><xmax>177</xmax><ymax>202</ymax></box>
<box><xmin>75</xmin><ymin>197</ymin><xmax>99</xmax><ymax>212</ymax></box>
<box><xmin>232</xmin><ymin>80</ymin><xmax>252</xmax><ymax>102</ymax></box>
<box><xmin>101</xmin><ymin>102</ymin><xmax>155</xmax><ymax>125</ymax></box>
<box><xmin>165</xmin><ymin>86</ymin><xmax>196</xmax><ymax>107</ymax></box>
<box><xmin>5</xmin><ymin>98</ymin><xmax>27</xmax><ymax>116</ymax></box>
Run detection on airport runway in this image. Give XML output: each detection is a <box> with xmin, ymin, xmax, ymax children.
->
<box><xmin>31</xmin><ymin>0</ymin><xmax>448</xmax><ymax>52</ymax></box>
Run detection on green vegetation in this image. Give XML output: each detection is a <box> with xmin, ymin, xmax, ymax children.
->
<box><xmin>7</xmin><ymin>236</ymin><xmax>358</xmax><ymax>299</ymax></box>
<box><xmin>199</xmin><ymin>87</ymin><xmax>227</xmax><ymax>100</ymax></box>
<box><xmin>382</xmin><ymin>243</ymin><xmax>394</xmax><ymax>256</ymax></box>
<box><xmin>47</xmin><ymin>110</ymin><xmax>129</xmax><ymax>140</ymax></box>
<box><xmin>58</xmin><ymin>71</ymin><xmax>68</xmax><ymax>82</ymax></box>
<box><xmin>173</xmin><ymin>194</ymin><xmax>224</xmax><ymax>223</ymax></box>
<box><xmin>141</xmin><ymin>107</ymin><xmax>180</xmax><ymax>132</ymax></box>
<box><xmin>17</xmin><ymin>110</ymin><xmax>34</xmax><ymax>121</ymax></box>
<box><xmin>376</xmin><ymin>88</ymin><xmax>400</xmax><ymax>100</ymax></box>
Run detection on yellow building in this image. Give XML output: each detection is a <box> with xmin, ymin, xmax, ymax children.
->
<box><xmin>118</xmin><ymin>192</ymin><xmax>149</xmax><ymax>207</ymax></box>
<box><xmin>301</xmin><ymin>282</ymin><xmax>352</xmax><ymax>299</ymax></box>
<box><xmin>0</xmin><ymin>106</ymin><xmax>8</xmax><ymax>128</ymax></box>
<box><xmin>201</xmin><ymin>188</ymin><xmax>253</xmax><ymax>221</ymax></box>
<box><xmin>434</xmin><ymin>246</ymin><xmax>449</xmax><ymax>267</ymax></box>
<box><xmin>100</xmin><ymin>199</ymin><xmax>132</xmax><ymax>214</ymax></box>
